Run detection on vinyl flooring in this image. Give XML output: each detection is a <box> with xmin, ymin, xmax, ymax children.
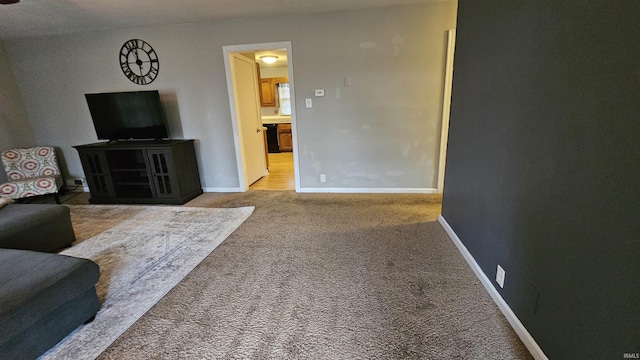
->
<box><xmin>250</xmin><ymin>152</ymin><xmax>295</xmax><ymax>190</ymax></box>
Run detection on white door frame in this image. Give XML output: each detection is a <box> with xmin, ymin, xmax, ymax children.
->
<box><xmin>437</xmin><ymin>29</ymin><xmax>456</xmax><ymax>193</ymax></box>
<box><xmin>223</xmin><ymin>41</ymin><xmax>300</xmax><ymax>192</ymax></box>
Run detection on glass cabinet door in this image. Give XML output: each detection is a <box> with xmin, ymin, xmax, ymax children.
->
<box><xmin>80</xmin><ymin>151</ymin><xmax>113</xmax><ymax>197</ymax></box>
<box><xmin>147</xmin><ymin>149</ymin><xmax>178</xmax><ymax>199</ymax></box>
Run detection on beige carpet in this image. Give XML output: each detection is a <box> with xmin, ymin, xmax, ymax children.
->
<box><xmin>62</xmin><ymin>191</ymin><xmax>532</xmax><ymax>359</ymax></box>
<box><xmin>40</xmin><ymin>205</ymin><xmax>254</xmax><ymax>360</ymax></box>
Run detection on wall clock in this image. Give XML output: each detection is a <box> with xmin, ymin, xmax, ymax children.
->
<box><xmin>119</xmin><ymin>39</ymin><xmax>159</xmax><ymax>85</ymax></box>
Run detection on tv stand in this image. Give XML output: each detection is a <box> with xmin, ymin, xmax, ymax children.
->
<box><xmin>74</xmin><ymin>140</ymin><xmax>203</xmax><ymax>205</ymax></box>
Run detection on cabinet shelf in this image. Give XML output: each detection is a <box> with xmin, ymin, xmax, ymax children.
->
<box><xmin>75</xmin><ymin>140</ymin><xmax>203</xmax><ymax>205</ymax></box>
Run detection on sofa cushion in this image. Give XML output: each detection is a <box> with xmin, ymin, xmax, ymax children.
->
<box><xmin>0</xmin><ymin>249</ymin><xmax>100</xmax><ymax>342</ymax></box>
<box><xmin>0</xmin><ymin>204</ymin><xmax>76</xmax><ymax>252</ymax></box>
<box><xmin>0</xmin><ymin>176</ymin><xmax>62</xmax><ymax>200</ymax></box>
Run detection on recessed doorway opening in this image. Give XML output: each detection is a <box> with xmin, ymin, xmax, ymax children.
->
<box><xmin>223</xmin><ymin>42</ymin><xmax>298</xmax><ymax>191</ymax></box>
<box><xmin>251</xmin><ymin>152</ymin><xmax>294</xmax><ymax>190</ymax></box>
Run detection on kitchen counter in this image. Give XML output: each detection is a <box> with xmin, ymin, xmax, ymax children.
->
<box><xmin>262</xmin><ymin>115</ymin><xmax>291</xmax><ymax>124</ymax></box>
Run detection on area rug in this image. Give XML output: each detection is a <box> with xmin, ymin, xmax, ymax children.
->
<box><xmin>39</xmin><ymin>205</ymin><xmax>254</xmax><ymax>360</ymax></box>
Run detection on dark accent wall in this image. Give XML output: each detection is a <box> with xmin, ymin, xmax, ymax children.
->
<box><xmin>442</xmin><ymin>1</ymin><xmax>640</xmax><ymax>359</ymax></box>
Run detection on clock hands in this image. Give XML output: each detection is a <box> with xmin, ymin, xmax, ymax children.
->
<box><xmin>127</xmin><ymin>59</ymin><xmax>155</xmax><ymax>76</ymax></box>
<box><xmin>133</xmin><ymin>48</ymin><xmax>144</xmax><ymax>75</ymax></box>
<box><xmin>120</xmin><ymin>39</ymin><xmax>159</xmax><ymax>84</ymax></box>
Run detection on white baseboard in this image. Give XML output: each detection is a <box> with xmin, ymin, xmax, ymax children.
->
<box><xmin>64</xmin><ymin>186</ymin><xmax>435</xmax><ymax>195</ymax></box>
<box><xmin>66</xmin><ymin>187</ymin><xmax>244</xmax><ymax>194</ymax></box>
<box><xmin>297</xmin><ymin>187</ymin><xmax>438</xmax><ymax>194</ymax></box>
<box><xmin>202</xmin><ymin>187</ymin><xmax>243</xmax><ymax>193</ymax></box>
<box><xmin>437</xmin><ymin>215</ymin><xmax>548</xmax><ymax>360</ymax></box>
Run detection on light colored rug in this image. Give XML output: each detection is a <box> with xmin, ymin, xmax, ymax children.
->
<box><xmin>39</xmin><ymin>205</ymin><xmax>254</xmax><ymax>360</ymax></box>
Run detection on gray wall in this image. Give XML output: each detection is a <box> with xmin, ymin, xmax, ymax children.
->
<box><xmin>442</xmin><ymin>1</ymin><xmax>640</xmax><ymax>358</ymax></box>
<box><xmin>0</xmin><ymin>40</ymin><xmax>34</xmax><ymax>183</ymax></box>
<box><xmin>5</xmin><ymin>3</ymin><xmax>457</xmax><ymax>191</ymax></box>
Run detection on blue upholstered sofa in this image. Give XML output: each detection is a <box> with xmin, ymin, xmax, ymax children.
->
<box><xmin>0</xmin><ymin>203</ymin><xmax>101</xmax><ymax>360</ymax></box>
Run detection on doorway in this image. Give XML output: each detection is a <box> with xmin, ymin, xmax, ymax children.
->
<box><xmin>223</xmin><ymin>42</ymin><xmax>299</xmax><ymax>191</ymax></box>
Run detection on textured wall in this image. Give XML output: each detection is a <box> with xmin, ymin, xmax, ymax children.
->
<box><xmin>5</xmin><ymin>3</ymin><xmax>457</xmax><ymax>191</ymax></box>
<box><xmin>442</xmin><ymin>1</ymin><xmax>640</xmax><ymax>358</ymax></box>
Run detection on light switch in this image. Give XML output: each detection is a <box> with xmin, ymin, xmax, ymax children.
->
<box><xmin>305</xmin><ymin>98</ymin><xmax>312</xmax><ymax>108</ymax></box>
<box><xmin>314</xmin><ymin>89</ymin><xmax>325</xmax><ymax>97</ymax></box>
<box><xmin>344</xmin><ymin>76</ymin><xmax>352</xmax><ymax>86</ymax></box>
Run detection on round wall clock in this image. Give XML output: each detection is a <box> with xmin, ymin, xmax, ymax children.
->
<box><xmin>119</xmin><ymin>39</ymin><xmax>159</xmax><ymax>85</ymax></box>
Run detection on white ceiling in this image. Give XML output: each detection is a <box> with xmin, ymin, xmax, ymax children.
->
<box><xmin>255</xmin><ymin>50</ymin><xmax>288</xmax><ymax>67</ymax></box>
<box><xmin>0</xmin><ymin>0</ymin><xmax>452</xmax><ymax>39</ymax></box>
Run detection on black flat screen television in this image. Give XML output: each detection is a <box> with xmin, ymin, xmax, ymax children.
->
<box><xmin>85</xmin><ymin>90</ymin><xmax>169</xmax><ymax>141</ymax></box>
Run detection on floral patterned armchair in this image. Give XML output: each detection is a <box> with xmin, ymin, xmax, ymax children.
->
<box><xmin>0</xmin><ymin>147</ymin><xmax>64</xmax><ymax>203</ymax></box>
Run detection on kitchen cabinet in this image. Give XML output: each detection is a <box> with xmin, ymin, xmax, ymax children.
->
<box><xmin>259</xmin><ymin>78</ymin><xmax>277</xmax><ymax>107</ymax></box>
<box><xmin>74</xmin><ymin>140</ymin><xmax>203</xmax><ymax>204</ymax></box>
<box><xmin>259</xmin><ymin>77</ymin><xmax>288</xmax><ymax>107</ymax></box>
<box><xmin>273</xmin><ymin>77</ymin><xmax>288</xmax><ymax>85</ymax></box>
<box><xmin>277</xmin><ymin>123</ymin><xmax>293</xmax><ymax>152</ymax></box>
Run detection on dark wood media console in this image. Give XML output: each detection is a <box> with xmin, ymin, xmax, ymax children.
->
<box><xmin>74</xmin><ymin>140</ymin><xmax>203</xmax><ymax>204</ymax></box>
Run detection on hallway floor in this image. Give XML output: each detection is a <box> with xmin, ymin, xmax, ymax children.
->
<box><xmin>250</xmin><ymin>152</ymin><xmax>294</xmax><ymax>190</ymax></box>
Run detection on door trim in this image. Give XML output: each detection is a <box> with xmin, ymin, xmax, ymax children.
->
<box><xmin>223</xmin><ymin>41</ymin><xmax>299</xmax><ymax>192</ymax></box>
<box><xmin>437</xmin><ymin>29</ymin><xmax>456</xmax><ymax>193</ymax></box>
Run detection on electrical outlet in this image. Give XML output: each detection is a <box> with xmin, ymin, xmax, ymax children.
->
<box><xmin>320</xmin><ymin>174</ymin><xmax>326</xmax><ymax>182</ymax></box>
<box><xmin>73</xmin><ymin>179</ymin><xmax>83</xmax><ymax>186</ymax></box>
<box><xmin>305</xmin><ymin>98</ymin><xmax>312</xmax><ymax>108</ymax></box>
<box><xmin>496</xmin><ymin>265</ymin><xmax>506</xmax><ymax>288</ymax></box>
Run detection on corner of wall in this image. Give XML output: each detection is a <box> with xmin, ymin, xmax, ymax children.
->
<box><xmin>437</xmin><ymin>214</ymin><xmax>548</xmax><ymax>360</ymax></box>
